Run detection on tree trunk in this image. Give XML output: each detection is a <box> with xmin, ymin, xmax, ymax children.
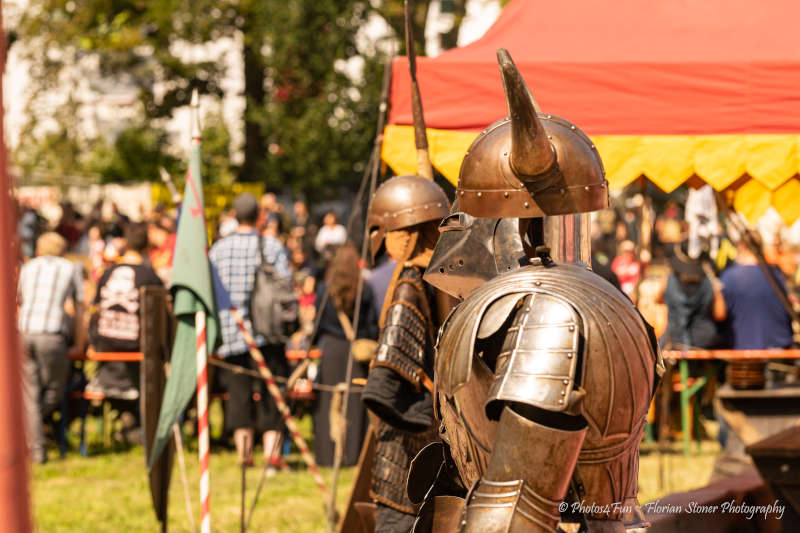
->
<box><xmin>439</xmin><ymin>0</ymin><xmax>467</xmax><ymax>51</ymax></box>
<box><xmin>239</xmin><ymin>35</ymin><xmax>266</xmax><ymax>182</ymax></box>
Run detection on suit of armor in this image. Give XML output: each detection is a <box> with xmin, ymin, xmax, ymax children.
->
<box><xmin>359</xmin><ymin>175</ymin><xmax>451</xmax><ymax>532</ymax></box>
<box><xmin>410</xmin><ymin>50</ymin><xmax>663</xmax><ymax>533</ymax></box>
<box><xmin>435</xmin><ymin>263</ymin><xmax>661</xmax><ymax>532</ymax></box>
<box><xmin>366</xmin><ymin>265</ymin><xmax>440</xmax><ymax>518</ymax></box>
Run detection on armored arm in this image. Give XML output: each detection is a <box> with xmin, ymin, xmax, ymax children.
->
<box><xmin>362</xmin><ymin>267</ymin><xmax>435</xmax><ymax>433</ymax></box>
<box><xmin>461</xmin><ymin>293</ymin><xmax>588</xmax><ymax>533</ymax></box>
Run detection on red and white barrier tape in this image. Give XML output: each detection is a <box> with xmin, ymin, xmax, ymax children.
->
<box><xmin>230</xmin><ymin>307</ymin><xmax>330</xmax><ymax>501</ymax></box>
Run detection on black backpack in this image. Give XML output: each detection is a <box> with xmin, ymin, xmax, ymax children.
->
<box><xmin>249</xmin><ymin>235</ymin><xmax>299</xmax><ymax>345</ymax></box>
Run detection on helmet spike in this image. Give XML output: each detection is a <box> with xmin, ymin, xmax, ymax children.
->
<box><xmin>497</xmin><ymin>49</ymin><xmax>553</xmax><ymax>177</ymax></box>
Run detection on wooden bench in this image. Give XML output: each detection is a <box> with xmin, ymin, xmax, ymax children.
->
<box><xmin>63</xmin><ymin>349</ymin><xmax>316</xmax><ymax>456</ymax></box>
<box><xmin>60</xmin><ymin>351</ymin><xmax>145</xmax><ymax>456</ymax></box>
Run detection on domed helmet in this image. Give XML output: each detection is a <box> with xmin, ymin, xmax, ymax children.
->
<box><xmin>367</xmin><ymin>174</ymin><xmax>450</xmax><ymax>262</ymax></box>
<box><xmin>456</xmin><ymin>49</ymin><xmax>608</xmax><ymax>219</ymax></box>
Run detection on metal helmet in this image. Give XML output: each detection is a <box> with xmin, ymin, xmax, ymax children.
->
<box><xmin>456</xmin><ymin>49</ymin><xmax>608</xmax><ymax>219</ymax></box>
<box><xmin>367</xmin><ymin>174</ymin><xmax>450</xmax><ymax>261</ymax></box>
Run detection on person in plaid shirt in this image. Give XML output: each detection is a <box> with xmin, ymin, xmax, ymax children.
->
<box><xmin>209</xmin><ymin>193</ymin><xmax>291</xmax><ymax>467</ymax></box>
<box><xmin>18</xmin><ymin>232</ymin><xmax>85</xmax><ymax>463</ymax></box>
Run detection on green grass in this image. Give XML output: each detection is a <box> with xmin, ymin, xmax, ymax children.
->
<box><xmin>32</xmin><ymin>413</ymin><xmax>721</xmax><ymax>532</ymax></box>
<box><xmin>33</xmin><ymin>445</ymin><xmax>356</xmax><ymax>532</ymax></box>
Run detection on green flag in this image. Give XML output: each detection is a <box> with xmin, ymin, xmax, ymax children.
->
<box><xmin>148</xmin><ymin>138</ymin><xmax>220</xmax><ymax>469</ymax></box>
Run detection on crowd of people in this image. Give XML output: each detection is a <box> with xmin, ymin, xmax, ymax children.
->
<box><xmin>13</xmin><ymin>184</ymin><xmax>800</xmax><ymax>467</ymax></box>
<box><xmin>589</xmin><ymin>190</ymin><xmax>799</xmax><ymax>355</ymax></box>
<box><xmin>14</xmin><ymin>192</ymin><xmax>359</xmax><ymax>466</ymax></box>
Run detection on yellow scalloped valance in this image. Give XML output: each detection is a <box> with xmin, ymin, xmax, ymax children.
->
<box><xmin>381</xmin><ymin>125</ymin><xmax>800</xmax><ymax>224</ymax></box>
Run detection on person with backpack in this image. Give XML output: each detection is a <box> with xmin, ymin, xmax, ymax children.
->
<box><xmin>209</xmin><ymin>193</ymin><xmax>293</xmax><ymax>468</ymax></box>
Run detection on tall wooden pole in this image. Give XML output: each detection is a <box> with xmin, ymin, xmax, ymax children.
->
<box><xmin>405</xmin><ymin>0</ymin><xmax>434</xmax><ymax>179</ymax></box>
<box><xmin>0</xmin><ymin>5</ymin><xmax>34</xmax><ymax>531</ymax></box>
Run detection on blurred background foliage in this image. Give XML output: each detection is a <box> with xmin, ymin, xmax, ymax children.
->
<box><xmin>11</xmin><ymin>0</ymin><xmax>469</xmax><ymax>200</ymax></box>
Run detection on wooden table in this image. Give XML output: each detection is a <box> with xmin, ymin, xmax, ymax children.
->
<box><xmin>662</xmin><ymin>349</ymin><xmax>800</xmax><ymax>456</ymax></box>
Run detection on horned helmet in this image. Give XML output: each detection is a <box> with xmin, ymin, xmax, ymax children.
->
<box><xmin>425</xmin><ymin>49</ymin><xmax>606</xmax><ymax>299</ymax></box>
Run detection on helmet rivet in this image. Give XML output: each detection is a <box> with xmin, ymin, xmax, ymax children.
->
<box><xmin>504</xmin><ymin>192</ymin><xmax>509</xmax><ymax>199</ymax></box>
<box><xmin>535</xmin><ymin>281</ymin><xmax>541</xmax><ymax>286</ymax></box>
<box><xmin>558</xmin><ymin>399</ymin><xmax>563</xmax><ymax>404</ymax></box>
<box><xmin>562</xmin><ymin>379</ymin><xmax>569</xmax><ymax>385</ymax></box>
<box><xmin>524</xmin><ymin>201</ymin><xmax>529</xmax><ymax>208</ymax></box>
<box><xmin>460</xmin><ymin>191</ymin><xmax>464</xmax><ymax>196</ymax></box>
<box><xmin>547</xmin><ymin>114</ymin><xmax>552</xmax><ymax>119</ymax></box>
<box><xmin>437</xmin><ymin>203</ymin><xmax>442</xmax><ymax>207</ymax></box>
<box><xmin>477</xmin><ymin>192</ymin><xmax>482</xmax><ymax>197</ymax></box>
<box><xmin>567</xmin><ymin>353</ymin><xmax>573</xmax><ymax>359</ymax></box>
<box><xmin>590</xmin><ymin>144</ymin><xmax>596</xmax><ymax>150</ymax></box>
<box><xmin>561</xmin><ymin>391</ymin><xmax>566</xmax><ymax>396</ymax></box>
<box><xmin>584</xmin><ymin>186</ymin><xmax>590</xmax><ymax>191</ymax></box>
<box><xmin>547</xmin><ymin>135</ymin><xmax>552</xmax><ymax>140</ymax></box>
<box><xmin>569</xmin><ymin>325</ymin><xmax>576</xmax><ymax>332</ymax></box>
<box><xmin>560</xmin><ymin>188</ymin><xmax>565</xmax><ymax>195</ymax></box>
<box><xmin>570</xmin><ymin>125</ymin><xmax>576</xmax><ymax>130</ymax></box>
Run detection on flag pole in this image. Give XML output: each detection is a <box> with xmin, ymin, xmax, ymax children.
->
<box><xmin>229</xmin><ymin>307</ymin><xmax>330</xmax><ymax>502</ymax></box>
<box><xmin>195</xmin><ymin>309</ymin><xmax>211</xmax><ymax>533</ymax></box>
<box><xmin>190</xmin><ymin>89</ymin><xmax>212</xmax><ymax>533</ymax></box>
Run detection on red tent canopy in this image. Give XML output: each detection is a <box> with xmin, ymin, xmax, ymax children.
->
<box><xmin>382</xmin><ymin>0</ymin><xmax>800</xmax><ymax>224</ymax></box>
<box><xmin>388</xmin><ymin>0</ymin><xmax>800</xmax><ymax>135</ymax></box>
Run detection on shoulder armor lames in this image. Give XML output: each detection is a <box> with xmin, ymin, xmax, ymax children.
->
<box><xmin>369</xmin><ymin>265</ymin><xmax>437</xmax><ymax>394</ymax></box>
<box><xmin>486</xmin><ymin>292</ymin><xmax>585</xmax><ymax>415</ymax></box>
<box><xmin>373</xmin><ymin>281</ymin><xmax>430</xmax><ymax>389</ymax></box>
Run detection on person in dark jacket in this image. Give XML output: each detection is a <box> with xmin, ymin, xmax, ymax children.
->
<box><xmin>657</xmin><ymin>242</ymin><xmax>726</xmax><ymax>350</ymax></box>
<box><xmin>312</xmin><ymin>243</ymin><xmax>380</xmax><ymax>466</ymax></box>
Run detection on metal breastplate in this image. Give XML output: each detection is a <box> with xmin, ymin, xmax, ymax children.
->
<box><xmin>436</xmin><ymin>263</ymin><xmax>663</xmax><ymax>522</ymax></box>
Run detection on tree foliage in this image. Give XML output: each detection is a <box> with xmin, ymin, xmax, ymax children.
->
<box><xmin>11</xmin><ymin>1</ymin><xmax>472</xmax><ymax>199</ymax></box>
